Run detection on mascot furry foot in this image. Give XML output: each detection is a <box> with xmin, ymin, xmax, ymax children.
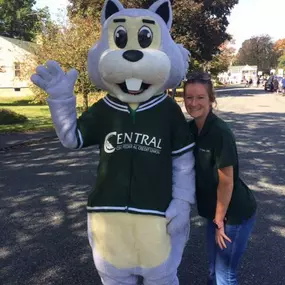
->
<box><xmin>31</xmin><ymin>0</ymin><xmax>196</xmax><ymax>284</ymax></box>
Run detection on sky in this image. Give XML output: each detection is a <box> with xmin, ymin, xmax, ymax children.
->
<box><xmin>35</xmin><ymin>0</ymin><xmax>69</xmax><ymax>22</ymax></box>
<box><xmin>35</xmin><ymin>0</ymin><xmax>285</xmax><ymax>51</ymax></box>
<box><xmin>227</xmin><ymin>0</ymin><xmax>285</xmax><ymax>51</ymax></box>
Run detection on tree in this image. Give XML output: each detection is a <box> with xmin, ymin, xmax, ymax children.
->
<box><xmin>277</xmin><ymin>54</ymin><xmax>285</xmax><ymax>70</ymax></box>
<box><xmin>273</xmin><ymin>39</ymin><xmax>285</xmax><ymax>71</ymax></box>
<box><xmin>0</xmin><ymin>0</ymin><xmax>50</xmax><ymax>41</ymax></box>
<box><xmin>171</xmin><ymin>0</ymin><xmax>238</xmax><ymax>63</ymax></box>
<box><xmin>30</xmin><ymin>16</ymin><xmax>101</xmax><ymax>110</ymax></box>
<box><xmin>208</xmin><ymin>42</ymin><xmax>235</xmax><ymax>76</ymax></box>
<box><xmin>235</xmin><ymin>35</ymin><xmax>279</xmax><ymax>72</ymax></box>
<box><xmin>273</xmin><ymin>38</ymin><xmax>285</xmax><ymax>53</ymax></box>
<box><xmin>67</xmin><ymin>0</ymin><xmax>238</xmax><ymax>63</ymax></box>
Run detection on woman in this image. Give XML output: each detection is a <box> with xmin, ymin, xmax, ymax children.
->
<box><xmin>183</xmin><ymin>72</ymin><xmax>257</xmax><ymax>285</ymax></box>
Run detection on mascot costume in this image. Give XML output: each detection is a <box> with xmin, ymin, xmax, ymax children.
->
<box><xmin>31</xmin><ymin>0</ymin><xmax>195</xmax><ymax>284</ymax></box>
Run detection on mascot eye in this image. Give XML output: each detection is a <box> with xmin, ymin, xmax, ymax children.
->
<box><xmin>114</xmin><ymin>26</ymin><xmax>128</xmax><ymax>49</ymax></box>
<box><xmin>138</xmin><ymin>26</ymin><xmax>153</xmax><ymax>48</ymax></box>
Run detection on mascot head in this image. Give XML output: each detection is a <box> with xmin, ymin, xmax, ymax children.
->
<box><xmin>88</xmin><ymin>0</ymin><xmax>190</xmax><ymax>103</ymax></box>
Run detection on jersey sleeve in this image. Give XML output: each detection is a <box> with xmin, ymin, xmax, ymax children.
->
<box><xmin>171</xmin><ymin>102</ymin><xmax>195</xmax><ymax>156</ymax></box>
<box><xmin>214</xmin><ymin>130</ymin><xmax>237</xmax><ymax>169</ymax></box>
<box><xmin>77</xmin><ymin>101</ymin><xmax>101</xmax><ymax>148</ymax></box>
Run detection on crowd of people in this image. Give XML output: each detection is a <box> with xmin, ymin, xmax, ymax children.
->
<box><xmin>245</xmin><ymin>75</ymin><xmax>285</xmax><ymax>93</ymax></box>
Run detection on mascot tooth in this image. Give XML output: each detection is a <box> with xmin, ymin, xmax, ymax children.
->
<box><xmin>125</xmin><ymin>78</ymin><xmax>142</xmax><ymax>93</ymax></box>
<box><xmin>31</xmin><ymin>0</ymin><xmax>196</xmax><ymax>284</ymax></box>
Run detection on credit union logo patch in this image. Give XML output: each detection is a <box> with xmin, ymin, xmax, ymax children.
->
<box><xmin>104</xmin><ymin>131</ymin><xmax>162</xmax><ymax>154</ymax></box>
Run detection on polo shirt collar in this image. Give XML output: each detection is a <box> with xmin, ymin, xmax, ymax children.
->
<box><xmin>199</xmin><ymin>110</ymin><xmax>218</xmax><ymax>137</ymax></box>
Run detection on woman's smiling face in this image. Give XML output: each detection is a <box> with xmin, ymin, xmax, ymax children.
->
<box><xmin>184</xmin><ymin>83</ymin><xmax>211</xmax><ymax>119</ymax></box>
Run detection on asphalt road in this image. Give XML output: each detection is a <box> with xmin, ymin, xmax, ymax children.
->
<box><xmin>1</xmin><ymin>87</ymin><xmax>285</xmax><ymax>285</ymax></box>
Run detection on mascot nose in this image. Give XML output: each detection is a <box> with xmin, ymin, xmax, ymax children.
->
<box><xmin>123</xmin><ymin>50</ymin><xmax>144</xmax><ymax>62</ymax></box>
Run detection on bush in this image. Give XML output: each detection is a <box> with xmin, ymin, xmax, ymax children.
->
<box><xmin>0</xmin><ymin>109</ymin><xmax>28</xmax><ymax>125</ymax></box>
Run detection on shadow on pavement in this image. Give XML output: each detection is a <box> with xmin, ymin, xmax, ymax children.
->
<box><xmin>0</xmin><ymin>142</ymin><xmax>101</xmax><ymax>285</ymax></box>
<box><xmin>216</xmin><ymin>88</ymin><xmax>272</xmax><ymax>98</ymax></box>
<box><xmin>0</xmin><ymin>110</ymin><xmax>284</xmax><ymax>285</ymax></box>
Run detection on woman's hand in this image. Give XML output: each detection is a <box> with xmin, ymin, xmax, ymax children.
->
<box><xmin>215</xmin><ymin>225</ymin><xmax>232</xmax><ymax>250</ymax></box>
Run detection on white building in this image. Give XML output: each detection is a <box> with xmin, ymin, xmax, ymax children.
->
<box><xmin>0</xmin><ymin>36</ymin><xmax>35</xmax><ymax>93</ymax></box>
<box><xmin>218</xmin><ymin>65</ymin><xmax>258</xmax><ymax>84</ymax></box>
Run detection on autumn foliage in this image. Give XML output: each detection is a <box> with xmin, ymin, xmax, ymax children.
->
<box><xmin>30</xmin><ymin>16</ymin><xmax>100</xmax><ymax>109</ymax></box>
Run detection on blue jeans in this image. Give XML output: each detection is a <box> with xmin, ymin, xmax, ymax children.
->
<box><xmin>206</xmin><ymin>213</ymin><xmax>256</xmax><ymax>285</ymax></box>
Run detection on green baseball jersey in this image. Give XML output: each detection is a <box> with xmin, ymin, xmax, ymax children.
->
<box><xmin>76</xmin><ymin>94</ymin><xmax>195</xmax><ymax>216</ymax></box>
<box><xmin>189</xmin><ymin>111</ymin><xmax>257</xmax><ymax>224</ymax></box>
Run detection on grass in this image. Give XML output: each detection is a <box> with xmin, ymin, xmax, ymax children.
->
<box><xmin>0</xmin><ymin>92</ymin><xmax>107</xmax><ymax>133</ymax></box>
<box><xmin>0</xmin><ymin>90</ymin><xmax>184</xmax><ymax>133</ymax></box>
<box><xmin>0</xmin><ymin>104</ymin><xmax>53</xmax><ymax>133</ymax></box>
<box><xmin>0</xmin><ymin>109</ymin><xmax>28</xmax><ymax>125</ymax></box>
<box><xmin>0</xmin><ymin>94</ymin><xmax>53</xmax><ymax>133</ymax></box>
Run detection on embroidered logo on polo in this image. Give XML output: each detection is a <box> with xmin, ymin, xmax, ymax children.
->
<box><xmin>104</xmin><ymin>131</ymin><xmax>162</xmax><ymax>154</ymax></box>
<box><xmin>199</xmin><ymin>148</ymin><xmax>210</xmax><ymax>153</ymax></box>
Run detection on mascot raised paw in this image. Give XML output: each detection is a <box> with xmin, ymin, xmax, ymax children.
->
<box><xmin>31</xmin><ymin>0</ymin><xmax>195</xmax><ymax>284</ymax></box>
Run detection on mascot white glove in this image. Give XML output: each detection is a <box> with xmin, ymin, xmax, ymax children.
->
<box><xmin>31</xmin><ymin>60</ymin><xmax>78</xmax><ymax>100</ymax></box>
<box><xmin>30</xmin><ymin>60</ymin><xmax>81</xmax><ymax>149</ymax></box>
<box><xmin>166</xmin><ymin>198</ymin><xmax>191</xmax><ymax>235</ymax></box>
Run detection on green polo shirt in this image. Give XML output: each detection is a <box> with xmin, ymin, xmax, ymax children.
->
<box><xmin>76</xmin><ymin>94</ymin><xmax>195</xmax><ymax>217</ymax></box>
<box><xmin>189</xmin><ymin>111</ymin><xmax>256</xmax><ymax>224</ymax></box>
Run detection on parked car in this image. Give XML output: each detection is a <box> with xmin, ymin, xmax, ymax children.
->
<box><xmin>264</xmin><ymin>76</ymin><xmax>282</xmax><ymax>92</ymax></box>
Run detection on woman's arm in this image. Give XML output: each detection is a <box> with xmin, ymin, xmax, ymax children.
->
<box><xmin>214</xmin><ymin>166</ymin><xmax>234</xmax><ymax>224</ymax></box>
<box><xmin>214</xmin><ymin>166</ymin><xmax>234</xmax><ymax>249</ymax></box>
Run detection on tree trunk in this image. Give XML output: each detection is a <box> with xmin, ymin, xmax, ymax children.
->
<box><xmin>83</xmin><ymin>92</ymin><xmax>89</xmax><ymax>111</ymax></box>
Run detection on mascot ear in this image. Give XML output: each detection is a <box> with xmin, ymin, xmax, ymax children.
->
<box><xmin>101</xmin><ymin>0</ymin><xmax>124</xmax><ymax>25</ymax></box>
<box><xmin>149</xmin><ymin>0</ymin><xmax>172</xmax><ymax>30</ymax></box>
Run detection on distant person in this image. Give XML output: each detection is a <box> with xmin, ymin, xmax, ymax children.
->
<box><xmin>277</xmin><ymin>77</ymin><xmax>283</xmax><ymax>93</ymax></box>
<box><xmin>282</xmin><ymin>76</ymin><xmax>285</xmax><ymax>94</ymax></box>
<box><xmin>257</xmin><ymin>77</ymin><xmax>260</xmax><ymax>88</ymax></box>
<box><xmin>248</xmin><ymin>78</ymin><xmax>253</xmax><ymax>87</ymax></box>
<box><xmin>273</xmin><ymin>77</ymin><xmax>279</xmax><ymax>93</ymax></box>
<box><xmin>260</xmin><ymin>76</ymin><xmax>265</xmax><ymax>87</ymax></box>
<box><xmin>245</xmin><ymin>78</ymin><xmax>252</xmax><ymax>88</ymax></box>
